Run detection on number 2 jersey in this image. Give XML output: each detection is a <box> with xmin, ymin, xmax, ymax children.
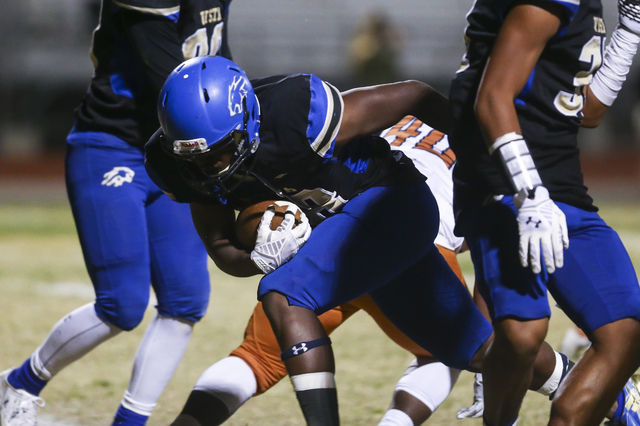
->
<box><xmin>449</xmin><ymin>0</ymin><xmax>605</xmax><ymax>212</ymax></box>
<box><xmin>145</xmin><ymin>74</ymin><xmax>427</xmax><ymax>225</ymax></box>
<box><xmin>74</xmin><ymin>0</ymin><xmax>232</xmax><ymax>148</ymax></box>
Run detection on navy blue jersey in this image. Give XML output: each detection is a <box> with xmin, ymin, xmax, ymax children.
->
<box><xmin>145</xmin><ymin>73</ymin><xmax>426</xmax><ymax>224</ymax></box>
<box><xmin>75</xmin><ymin>0</ymin><xmax>232</xmax><ymax>147</ymax></box>
<box><xmin>449</xmin><ymin>0</ymin><xmax>604</xmax><ymax>211</ymax></box>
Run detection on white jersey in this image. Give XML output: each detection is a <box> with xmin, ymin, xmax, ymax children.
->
<box><xmin>381</xmin><ymin>116</ymin><xmax>464</xmax><ymax>252</ymax></box>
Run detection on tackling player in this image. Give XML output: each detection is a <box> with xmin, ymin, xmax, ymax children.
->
<box><xmin>0</xmin><ymin>1</ymin><xmax>232</xmax><ymax>425</ymax></box>
<box><xmin>170</xmin><ymin>117</ymin><xmax>470</xmax><ymax>425</ymax></box>
<box><xmin>144</xmin><ymin>56</ymin><xmax>577</xmax><ymax>425</ymax></box>
<box><xmin>448</xmin><ymin>0</ymin><xmax>640</xmax><ymax>424</ymax></box>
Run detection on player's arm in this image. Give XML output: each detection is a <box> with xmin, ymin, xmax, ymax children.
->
<box><xmin>190</xmin><ymin>203</ymin><xmax>262</xmax><ymax>277</ymax></box>
<box><xmin>475</xmin><ymin>1</ymin><xmax>568</xmax><ymax>275</ymax></box>
<box><xmin>583</xmin><ymin>2</ymin><xmax>640</xmax><ymax>129</ymax></box>
<box><xmin>581</xmin><ymin>86</ymin><xmax>609</xmax><ymax>128</ymax></box>
<box><xmin>336</xmin><ymin>80</ymin><xmax>450</xmax><ymax>147</ymax></box>
<box><xmin>474</xmin><ymin>1</ymin><xmax>563</xmax><ymax>144</ymax></box>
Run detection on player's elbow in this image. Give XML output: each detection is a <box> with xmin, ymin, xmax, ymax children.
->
<box><xmin>581</xmin><ymin>85</ymin><xmax>609</xmax><ymax>128</ymax></box>
<box><xmin>209</xmin><ymin>242</ymin><xmax>262</xmax><ymax>278</ymax></box>
<box><xmin>474</xmin><ymin>90</ymin><xmax>499</xmax><ymax>126</ymax></box>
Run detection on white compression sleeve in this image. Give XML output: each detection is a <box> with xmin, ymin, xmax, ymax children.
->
<box><xmin>590</xmin><ymin>24</ymin><xmax>640</xmax><ymax>106</ymax></box>
<box><xmin>193</xmin><ymin>356</ymin><xmax>258</xmax><ymax>415</ymax></box>
<box><xmin>121</xmin><ymin>313</ymin><xmax>193</xmax><ymax>416</ymax></box>
<box><xmin>32</xmin><ymin>302</ymin><xmax>121</xmax><ymax>380</ymax></box>
<box><xmin>393</xmin><ymin>360</ymin><xmax>461</xmax><ymax>413</ymax></box>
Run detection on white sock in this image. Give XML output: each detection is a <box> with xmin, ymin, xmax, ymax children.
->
<box><xmin>32</xmin><ymin>303</ymin><xmax>121</xmax><ymax>380</ymax></box>
<box><xmin>393</xmin><ymin>360</ymin><xmax>460</xmax><ymax>413</ymax></box>
<box><xmin>193</xmin><ymin>356</ymin><xmax>258</xmax><ymax>415</ymax></box>
<box><xmin>121</xmin><ymin>313</ymin><xmax>193</xmax><ymax>416</ymax></box>
<box><xmin>379</xmin><ymin>408</ymin><xmax>413</xmax><ymax>426</ymax></box>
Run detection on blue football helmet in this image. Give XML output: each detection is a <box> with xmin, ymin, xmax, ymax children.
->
<box><xmin>157</xmin><ymin>56</ymin><xmax>261</xmax><ymax>199</ymax></box>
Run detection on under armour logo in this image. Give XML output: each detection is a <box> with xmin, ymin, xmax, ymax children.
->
<box><xmin>290</xmin><ymin>343</ymin><xmax>308</xmax><ymax>356</ymax></box>
<box><xmin>525</xmin><ymin>217</ymin><xmax>542</xmax><ymax>228</ymax></box>
<box><xmin>102</xmin><ymin>167</ymin><xmax>135</xmax><ymax>187</ymax></box>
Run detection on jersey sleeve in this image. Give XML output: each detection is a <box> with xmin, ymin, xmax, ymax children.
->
<box><xmin>306</xmin><ymin>74</ymin><xmax>344</xmax><ymax>159</ymax></box>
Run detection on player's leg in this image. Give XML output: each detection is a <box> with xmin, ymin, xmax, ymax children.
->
<box><xmin>261</xmin><ymin>292</ymin><xmax>338</xmax><ymax>425</ymax></box>
<box><xmin>1</xmin><ymin>132</ymin><xmax>152</xmax><ymax>424</ymax></box>
<box><xmin>258</xmin><ymin>184</ymin><xmax>441</xmax><ymax>425</ymax></box>
<box><xmin>171</xmin><ymin>302</ymin><xmax>360</xmax><ymax>425</ymax></box>
<box><xmin>456</xmin><ymin>198</ymin><xmax>558</xmax><ymax>426</ymax></box>
<box><xmin>379</xmin><ymin>358</ymin><xmax>461</xmax><ymax>426</ymax></box>
<box><xmin>353</xmin><ymin>292</ymin><xmax>461</xmax><ymax>424</ymax></box>
<box><xmin>544</xmin><ymin>207</ymin><xmax>640</xmax><ymax>425</ymax></box>
<box><xmin>112</xmin><ymin>189</ymin><xmax>210</xmax><ymax>426</ymax></box>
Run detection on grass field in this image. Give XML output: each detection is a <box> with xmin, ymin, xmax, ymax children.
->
<box><xmin>1</xmin><ymin>199</ymin><xmax>639</xmax><ymax>425</ymax></box>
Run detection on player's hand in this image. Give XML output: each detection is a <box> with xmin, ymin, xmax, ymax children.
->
<box><xmin>514</xmin><ymin>186</ymin><xmax>569</xmax><ymax>274</ymax></box>
<box><xmin>619</xmin><ymin>0</ymin><xmax>640</xmax><ymax>35</ymax></box>
<box><xmin>456</xmin><ymin>373</ymin><xmax>484</xmax><ymax>419</ymax></box>
<box><xmin>250</xmin><ymin>204</ymin><xmax>311</xmax><ymax>274</ymax></box>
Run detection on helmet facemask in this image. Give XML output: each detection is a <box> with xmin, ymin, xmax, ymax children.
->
<box><xmin>167</xmin><ymin>97</ymin><xmax>260</xmax><ymax>201</ymax></box>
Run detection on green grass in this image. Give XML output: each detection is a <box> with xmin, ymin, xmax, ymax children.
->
<box><xmin>0</xmin><ymin>201</ymin><xmax>638</xmax><ymax>425</ymax></box>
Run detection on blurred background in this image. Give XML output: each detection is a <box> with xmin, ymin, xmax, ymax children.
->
<box><xmin>0</xmin><ymin>0</ymin><xmax>638</xmax><ymax>201</ymax></box>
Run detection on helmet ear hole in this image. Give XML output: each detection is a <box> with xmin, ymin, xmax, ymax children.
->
<box><xmin>203</xmin><ymin>89</ymin><xmax>210</xmax><ymax>103</ymax></box>
<box><xmin>161</xmin><ymin>91</ymin><xmax>169</xmax><ymax>108</ymax></box>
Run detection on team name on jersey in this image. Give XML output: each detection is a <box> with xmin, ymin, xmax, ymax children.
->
<box><xmin>593</xmin><ymin>17</ymin><xmax>606</xmax><ymax>34</ymax></box>
<box><xmin>200</xmin><ymin>7</ymin><xmax>222</xmax><ymax>26</ymax></box>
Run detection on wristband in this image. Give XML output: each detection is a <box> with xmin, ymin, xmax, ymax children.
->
<box><xmin>590</xmin><ymin>24</ymin><xmax>640</xmax><ymax>106</ymax></box>
<box><xmin>489</xmin><ymin>132</ymin><xmax>542</xmax><ymax>196</ymax></box>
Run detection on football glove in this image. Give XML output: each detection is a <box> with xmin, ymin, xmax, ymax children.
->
<box><xmin>514</xmin><ymin>186</ymin><xmax>569</xmax><ymax>275</ymax></box>
<box><xmin>456</xmin><ymin>373</ymin><xmax>484</xmax><ymax>419</ymax></box>
<box><xmin>250</xmin><ymin>204</ymin><xmax>311</xmax><ymax>274</ymax></box>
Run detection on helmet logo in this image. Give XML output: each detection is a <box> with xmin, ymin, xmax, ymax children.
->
<box><xmin>228</xmin><ymin>75</ymin><xmax>249</xmax><ymax>117</ymax></box>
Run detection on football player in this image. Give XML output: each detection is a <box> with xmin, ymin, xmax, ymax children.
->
<box><xmin>144</xmin><ymin>56</ymin><xmax>575</xmax><ymax>425</ymax></box>
<box><xmin>0</xmin><ymin>1</ymin><xmax>232</xmax><ymax>425</ymax></box>
<box><xmin>170</xmin><ymin>117</ymin><xmax>472</xmax><ymax>426</ymax></box>
<box><xmin>448</xmin><ymin>0</ymin><xmax>640</xmax><ymax>424</ymax></box>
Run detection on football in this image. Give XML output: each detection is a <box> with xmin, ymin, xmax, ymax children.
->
<box><xmin>235</xmin><ymin>200</ymin><xmax>304</xmax><ymax>249</ymax></box>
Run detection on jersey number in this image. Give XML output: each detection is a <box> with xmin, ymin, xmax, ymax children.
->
<box><xmin>553</xmin><ymin>35</ymin><xmax>603</xmax><ymax>117</ymax></box>
<box><xmin>385</xmin><ymin>117</ymin><xmax>456</xmax><ymax>169</ymax></box>
<box><xmin>182</xmin><ymin>22</ymin><xmax>224</xmax><ymax>60</ymax></box>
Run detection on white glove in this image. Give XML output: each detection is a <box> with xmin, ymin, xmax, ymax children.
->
<box><xmin>250</xmin><ymin>204</ymin><xmax>312</xmax><ymax>274</ymax></box>
<box><xmin>457</xmin><ymin>373</ymin><xmax>484</xmax><ymax>419</ymax></box>
<box><xmin>514</xmin><ymin>186</ymin><xmax>569</xmax><ymax>275</ymax></box>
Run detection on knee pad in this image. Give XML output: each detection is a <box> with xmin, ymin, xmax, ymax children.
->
<box><xmin>394</xmin><ymin>360</ymin><xmax>460</xmax><ymax>413</ymax></box>
<box><xmin>94</xmin><ymin>298</ymin><xmax>147</xmax><ymax>331</ymax></box>
<box><xmin>157</xmin><ymin>300</ymin><xmax>209</xmax><ymax>324</ymax></box>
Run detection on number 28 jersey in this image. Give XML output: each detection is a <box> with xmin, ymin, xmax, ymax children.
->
<box><xmin>449</xmin><ymin>0</ymin><xmax>605</xmax><ymax>212</ymax></box>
